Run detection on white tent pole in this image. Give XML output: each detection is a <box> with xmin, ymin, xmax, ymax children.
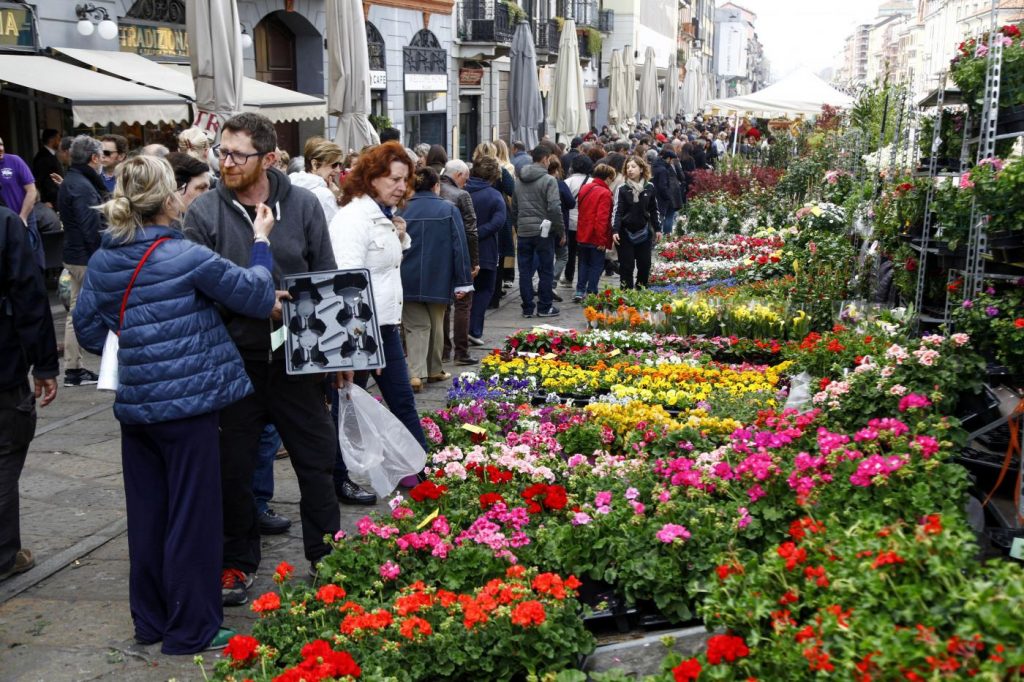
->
<box><xmin>731</xmin><ymin>112</ymin><xmax>740</xmax><ymax>155</ymax></box>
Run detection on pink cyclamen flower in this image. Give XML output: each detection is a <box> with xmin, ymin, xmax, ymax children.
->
<box><xmin>379</xmin><ymin>560</ymin><xmax>401</xmax><ymax>581</ymax></box>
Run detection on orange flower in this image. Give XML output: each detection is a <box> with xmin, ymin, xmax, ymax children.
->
<box><xmin>251</xmin><ymin>592</ymin><xmax>281</xmax><ymax>614</ymax></box>
<box><xmin>399</xmin><ymin>616</ymin><xmax>433</xmax><ymax>639</ymax></box>
<box><xmin>316</xmin><ymin>584</ymin><xmax>347</xmax><ymax>604</ymax></box>
<box><xmin>510</xmin><ymin>600</ymin><xmax>546</xmax><ymax>627</ymax></box>
<box><xmin>273</xmin><ymin>561</ymin><xmax>294</xmax><ymax>583</ymax></box>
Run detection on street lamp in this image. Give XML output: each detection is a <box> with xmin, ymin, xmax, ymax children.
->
<box><xmin>240</xmin><ymin>23</ymin><xmax>253</xmax><ymax>49</ymax></box>
<box><xmin>76</xmin><ymin>3</ymin><xmax>118</xmax><ymax>40</ymax></box>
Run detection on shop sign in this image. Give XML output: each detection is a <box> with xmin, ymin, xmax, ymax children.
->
<box><xmin>370</xmin><ymin>70</ymin><xmax>387</xmax><ymax>90</ymax></box>
<box><xmin>459</xmin><ymin>67</ymin><xmax>484</xmax><ymax>87</ymax></box>
<box><xmin>404</xmin><ymin>30</ymin><xmax>447</xmax><ymax>93</ymax></box>
<box><xmin>119</xmin><ymin>19</ymin><xmax>190</xmax><ymax>59</ymax></box>
<box><xmin>0</xmin><ymin>3</ymin><xmax>36</xmax><ymax>50</ymax></box>
<box><xmin>404</xmin><ymin>73</ymin><xmax>447</xmax><ymax>92</ymax></box>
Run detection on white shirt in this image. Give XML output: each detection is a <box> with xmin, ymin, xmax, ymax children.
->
<box><xmin>330</xmin><ymin>194</ymin><xmax>411</xmax><ymax>326</ymax></box>
<box><xmin>564</xmin><ymin>173</ymin><xmax>591</xmax><ymax>232</ymax></box>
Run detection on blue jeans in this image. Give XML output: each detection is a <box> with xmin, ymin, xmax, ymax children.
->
<box><xmin>575</xmin><ymin>244</ymin><xmax>605</xmax><ymax>296</ymax></box>
<box><xmin>469</xmin><ymin>268</ymin><xmax>497</xmax><ymax>338</ymax></box>
<box><xmin>660</xmin><ymin>209</ymin><xmax>677</xmax><ymax>236</ymax></box>
<box><xmin>251</xmin><ymin>423</ymin><xmax>280</xmax><ymax>515</ymax></box>
<box><xmin>517</xmin><ymin>235</ymin><xmax>555</xmax><ymax>314</ymax></box>
<box><xmin>333</xmin><ymin>325</ymin><xmax>427</xmax><ymax>488</ymax></box>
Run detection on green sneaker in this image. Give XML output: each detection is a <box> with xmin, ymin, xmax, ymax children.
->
<box><xmin>206</xmin><ymin>627</ymin><xmax>235</xmax><ymax>651</ymax></box>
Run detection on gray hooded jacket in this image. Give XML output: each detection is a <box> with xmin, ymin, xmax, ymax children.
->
<box><xmin>183</xmin><ymin>167</ymin><xmax>336</xmax><ymax>361</ymax></box>
<box><xmin>511</xmin><ymin>163</ymin><xmax>564</xmax><ymax>240</ymax></box>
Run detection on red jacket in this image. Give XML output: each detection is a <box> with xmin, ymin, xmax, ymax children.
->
<box><xmin>575</xmin><ymin>178</ymin><xmax>613</xmax><ymax>250</ymax></box>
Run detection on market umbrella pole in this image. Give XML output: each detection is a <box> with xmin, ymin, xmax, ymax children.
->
<box><xmin>186</xmin><ymin>0</ymin><xmax>244</xmax><ymax>140</ymax></box>
<box><xmin>732</xmin><ymin>113</ymin><xmax>740</xmax><ymax>155</ymax></box>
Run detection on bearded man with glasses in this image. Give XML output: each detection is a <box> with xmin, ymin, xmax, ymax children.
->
<box><xmin>182</xmin><ymin>113</ymin><xmax>340</xmax><ymax>607</ymax></box>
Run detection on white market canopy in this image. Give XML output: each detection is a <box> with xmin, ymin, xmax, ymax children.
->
<box><xmin>54</xmin><ymin>47</ymin><xmax>326</xmax><ymax>123</ymax></box>
<box><xmin>0</xmin><ymin>54</ymin><xmax>189</xmax><ymax>127</ymax></box>
<box><xmin>704</xmin><ymin>68</ymin><xmax>854</xmax><ymax>118</ymax></box>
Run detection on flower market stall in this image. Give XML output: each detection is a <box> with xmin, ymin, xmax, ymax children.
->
<box><xmin>200</xmin><ymin>23</ymin><xmax>1024</xmax><ymax>682</ymax></box>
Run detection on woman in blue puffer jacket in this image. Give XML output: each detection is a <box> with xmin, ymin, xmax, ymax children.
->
<box><xmin>73</xmin><ymin>156</ymin><xmax>276</xmax><ymax>655</ymax></box>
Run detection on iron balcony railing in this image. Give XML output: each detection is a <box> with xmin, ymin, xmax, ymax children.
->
<box><xmin>457</xmin><ymin>0</ymin><xmax>515</xmax><ymax>44</ymax></box>
<box><xmin>557</xmin><ymin>0</ymin><xmax>598</xmax><ymax>28</ymax></box>
<box><xmin>598</xmin><ymin>9</ymin><xmax>614</xmax><ymax>33</ymax></box>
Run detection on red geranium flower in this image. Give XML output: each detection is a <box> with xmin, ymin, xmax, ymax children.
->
<box><xmin>251</xmin><ymin>591</ymin><xmax>281</xmax><ymax>613</ymax></box>
<box><xmin>224</xmin><ymin>634</ymin><xmax>259</xmax><ymax>665</ymax></box>
<box><xmin>1015</xmin><ymin>318</ymin><xmax>1024</xmax><ymax>328</ymax></box>
<box><xmin>510</xmin><ymin>600</ymin><xmax>546</xmax><ymax>627</ymax></box>
<box><xmin>479</xmin><ymin>492</ymin><xmax>506</xmax><ymax>509</ymax></box>
<box><xmin>672</xmin><ymin>657</ymin><xmax>702</xmax><ymax>682</ymax></box>
<box><xmin>273</xmin><ymin>561</ymin><xmax>294</xmax><ymax>583</ymax></box>
<box><xmin>705</xmin><ymin>633</ymin><xmax>750</xmax><ymax>664</ymax></box>
<box><xmin>398</xmin><ymin>616</ymin><xmax>433</xmax><ymax>639</ymax></box>
<box><xmin>316</xmin><ymin>583</ymin><xmax>347</xmax><ymax>604</ymax></box>
<box><xmin>409</xmin><ymin>480</ymin><xmax>448</xmax><ymax>502</ymax></box>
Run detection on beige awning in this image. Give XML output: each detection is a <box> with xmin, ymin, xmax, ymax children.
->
<box><xmin>0</xmin><ymin>54</ymin><xmax>189</xmax><ymax>126</ymax></box>
<box><xmin>53</xmin><ymin>47</ymin><xmax>327</xmax><ymax>124</ymax></box>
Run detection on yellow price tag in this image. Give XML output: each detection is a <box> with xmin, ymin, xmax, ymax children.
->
<box><xmin>415</xmin><ymin>508</ymin><xmax>439</xmax><ymax>530</ymax></box>
<box><xmin>793</xmin><ymin>259</ymin><xmax>801</xmax><ymax>275</ymax></box>
<box><xmin>461</xmin><ymin>423</ymin><xmax>487</xmax><ymax>435</ymax></box>
<box><xmin>607</xmin><ymin>349</ymin><xmax>622</xmax><ymax>357</ymax></box>
<box><xmin>810</xmin><ymin>206</ymin><xmax>823</xmax><ymax>217</ymax></box>
<box><xmin>542</xmin><ymin>353</ymin><xmax>558</xmax><ymax>360</ymax></box>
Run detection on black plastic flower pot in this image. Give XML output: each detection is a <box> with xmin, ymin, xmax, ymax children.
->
<box><xmin>987</xmin><ymin>231</ymin><xmax>1024</xmax><ymax>263</ymax></box>
<box><xmin>996</xmin><ymin>104</ymin><xmax>1024</xmax><ymax>136</ymax></box>
<box><xmin>953</xmin><ymin>386</ymin><xmax>1002</xmax><ymax>432</ymax></box>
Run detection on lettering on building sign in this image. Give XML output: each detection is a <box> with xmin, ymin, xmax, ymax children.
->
<box><xmin>370</xmin><ymin>70</ymin><xmax>388</xmax><ymax>90</ymax></box>
<box><xmin>119</xmin><ymin>21</ymin><xmax>190</xmax><ymax>58</ymax></box>
<box><xmin>0</xmin><ymin>6</ymin><xmax>34</xmax><ymax>48</ymax></box>
<box><xmin>459</xmin><ymin>68</ymin><xmax>484</xmax><ymax>87</ymax></box>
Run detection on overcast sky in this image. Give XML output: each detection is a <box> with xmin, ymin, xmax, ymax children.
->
<box><xmin>723</xmin><ymin>0</ymin><xmax>883</xmax><ymax>80</ymax></box>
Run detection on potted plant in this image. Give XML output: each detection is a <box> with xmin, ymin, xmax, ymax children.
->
<box><xmin>950</xmin><ymin>24</ymin><xmax>1024</xmax><ymax>130</ymax></box>
<box><xmin>967</xmin><ymin>156</ymin><xmax>1024</xmax><ymax>258</ymax></box>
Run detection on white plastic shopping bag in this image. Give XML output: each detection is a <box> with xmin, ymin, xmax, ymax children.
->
<box><xmin>337</xmin><ymin>384</ymin><xmax>426</xmax><ymax>497</ymax></box>
<box><xmin>97</xmin><ymin>331</ymin><xmax>119</xmax><ymax>392</ymax></box>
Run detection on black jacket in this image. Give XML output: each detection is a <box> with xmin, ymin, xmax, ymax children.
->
<box><xmin>0</xmin><ymin>206</ymin><xmax>58</xmax><ymax>391</ymax></box>
<box><xmin>32</xmin><ymin>148</ymin><xmax>63</xmax><ymax>207</ymax></box>
<box><xmin>613</xmin><ymin>182</ymin><xmax>660</xmax><ymax>240</ymax></box>
<box><xmin>58</xmin><ymin>165</ymin><xmax>107</xmax><ymax>265</ymax></box>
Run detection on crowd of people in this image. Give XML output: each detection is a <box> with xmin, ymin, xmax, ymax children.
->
<box><xmin>0</xmin><ymin>110</ymin><xmax>758</xmax><ymax>655</ymax></box>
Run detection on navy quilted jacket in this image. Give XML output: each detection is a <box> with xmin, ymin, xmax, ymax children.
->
<box><xmin>74</xmin><ymin>225</ymin><xmax>275</xmax><ymax>425</ymax></box>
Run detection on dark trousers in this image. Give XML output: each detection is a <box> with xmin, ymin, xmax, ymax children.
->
<box><xmin>219</xmin><ymin>360</ymin><xmax>340</xmax><ymax>572</ymax></box>
<box><xmin>469</xmin><ymin>268</ymin><xmax>497</xmax><ymax>338</ymax></box>
<box><xmin>0</xmin><ymin>383</ymin><xmax>35</xmax><ymax>576</ymax></box>
<box><xmin>121</xmin><ymin>411</ymin><xmax>222</xmax><ymax>654</ymax></box>
<box><xmin>575</xmin><ymin>244</ymin><xmax>605</xmax><ymax>296</ymax></box>
<box><xmin>517</xmin><ymin>235</ymin><xmax>555</xmax><ymax>314</ymax></box>
<box><xmin>563</xmin><ymin>230</ymin><xmax>578</xmax><ymax>283</ymax></box>
<box><xmin>442</xmin><ymin>292</ymin><xmax>473</xmax><ymax>360</ymax></box>
<box><xmin>251</xmin><ymin>424</ymin><xmax>281</xmax><ymax>515</ymax></box>
<box><xmin>353</xmin><ymin>325</ymin><xmax>428</xmax><ymax>451</ymax></box>
<box><xmin>617</xmin><ymin>236</ymin><xmax>653</xmax><ymax>289</ymax></box>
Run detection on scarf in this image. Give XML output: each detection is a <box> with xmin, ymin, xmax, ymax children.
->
<box><xmin>376</xmin><ymin>202</ymin><xmax>394</xmax><ymax>220</ymax></box>
<box><xmin>72</xmin><ymin>163</ymin><xmax>111</xmax><ymax>199</ymax></box>
<box><xmin>626</xmin><ymin>178</ymin><xmax>645</xmax><ymax>202</ymax></box>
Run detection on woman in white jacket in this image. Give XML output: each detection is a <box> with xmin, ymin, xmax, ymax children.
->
<box><xmin>290</xmin><ymin>137</ymin><xmax>343</xmax><ymax>224</ymax></box>
<box><xmin>329</xmin><ymin>141</ymin><xmax>427</xmax><ymax>485</ymax></box>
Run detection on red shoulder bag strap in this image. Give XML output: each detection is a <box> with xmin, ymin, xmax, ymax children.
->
<box><xmin>118</xmin><ymin>237</ymin><xmax>170</xmax><ymax>334</ymax></box>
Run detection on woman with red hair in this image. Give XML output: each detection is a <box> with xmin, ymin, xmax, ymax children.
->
<box><xmin>329</xmin><ymin>141</ymin><xmax>427</xmax><ymax>487</ymax></box>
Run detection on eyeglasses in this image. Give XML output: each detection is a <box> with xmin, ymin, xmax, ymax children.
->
<box><xmin>102</xmin><ymin>150</ymin><xmax>117</xmax><ymax>157</ymax></box>
<box><xmin>331</xmin><ymin>161</ymin><xmax>343</xmax><ymax>169</ymax></box>
<box><xmin>212</xmin><ymin>145</ymin><xmax>264</xmax><ymax>165</ymax></box>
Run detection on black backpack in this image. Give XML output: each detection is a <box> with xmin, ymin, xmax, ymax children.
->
<box><xmin>666</xmin><ymin>167</ymin><xmax>684</xmax><ymax>211</ymax></box>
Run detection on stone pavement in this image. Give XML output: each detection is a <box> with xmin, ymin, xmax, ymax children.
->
<box><xmin>0</xmin><ymin>278</ymin><xmax>598</xmax><ymax>681</ymax></box>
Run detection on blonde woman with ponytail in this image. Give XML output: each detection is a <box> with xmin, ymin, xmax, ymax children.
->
<box><xmin>72</xmin><ymin>155</ymin><xmax>277</xmax><ymax>655</ymax></box>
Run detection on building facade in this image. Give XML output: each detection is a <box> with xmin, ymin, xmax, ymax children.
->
<box><xmin>713</xmin><ymin>2</ymin><xmax>766</xmax><ymax>98</ymax></box>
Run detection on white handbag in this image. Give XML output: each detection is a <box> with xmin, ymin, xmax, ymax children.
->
<box><xmin>97</xmin><ymin>237</ymin><xmax>170</xmax><ymax>392</ymax></box>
